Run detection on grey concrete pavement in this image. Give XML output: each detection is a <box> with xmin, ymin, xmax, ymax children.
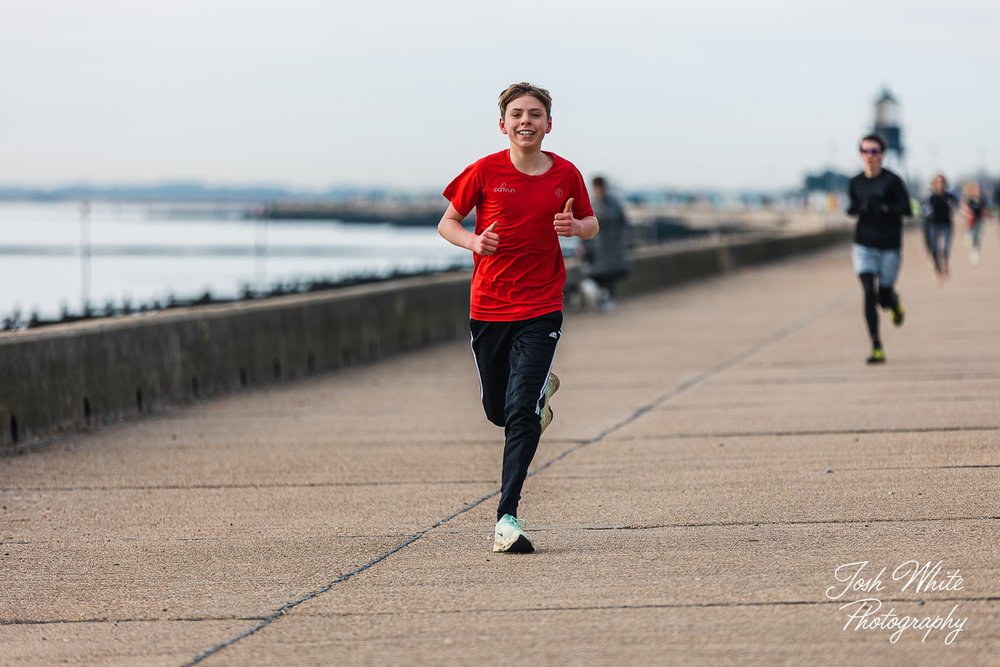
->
<box><xmin>2</xmin><ymin>227</ymin><xmax>999</xmax><ymax>665</ymax></box>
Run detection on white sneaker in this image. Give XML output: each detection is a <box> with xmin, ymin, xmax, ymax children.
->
<box><xmin>579</xmin><ymin>278</ymin><xmax>601</xmax><ymax>309</ymax></box>
<box><xmin>971</xmin><ymin>249</ymin><xmax>981</xmax><ymax>266</ymax></box>
<box><xmin>493</xmin><ymin>514</ymin><xmax>534</xmax><ymax>553</ymax></box>
<box><xmin>539</xmin><ymin>372</ymin><xmax>560</xmax><ymax>433</ymax></box>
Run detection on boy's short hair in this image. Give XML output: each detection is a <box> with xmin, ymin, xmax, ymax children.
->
<box><xmin>498</xmin><ymin>82</ymin><xmax>552</xmax><ymax>118</ymax></box>
<box><xmin>859</xmin><ymin>133</ymin><xmax>887</xmax><ymax>152</ymax></box>
<box><xmin>592</xmin><ymin>176</ymin><xmax>607</xmax><ymax>189</ymax></box>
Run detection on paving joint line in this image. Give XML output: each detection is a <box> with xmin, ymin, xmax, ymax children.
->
<box><xmin>181</xmin><ymin>294</ymin><xmax>848</xmax><ymax>666</ymax></box>
<box><xmin>611</xmin><ymin>426</ymin><xmax>1000</xmax><ymax>440</ymax></box>
<box><xmin>0</xmin><ymin>615</ymin><xmax>264</xmax><ymax>627</ymax></box>
<box><xmin>311</xmin><ymin>594</ymin><xmax>1000</xmax><ymax>618</ymax></box>
<box><xmin>0</xmin><ymin>479</ymin><xmax>496</xmax><ymax>494</ymax></box>
<box><xmin>831</xmin><ymin>464</ymin><xmax>1000</xmax><ymax>472</ymax></box>
<box><xmin>576</xmin><ymin>515</ymin><xmax>1000</xmax><ymax>531</ymax></box>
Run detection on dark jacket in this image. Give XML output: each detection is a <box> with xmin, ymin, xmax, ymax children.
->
<box><xmin>848</xmin><ymin>169</ymin><xmax>911</xmax><ymax>249</ymax></box>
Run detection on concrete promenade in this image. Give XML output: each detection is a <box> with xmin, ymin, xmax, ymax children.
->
<box><xmin>2</xmin><ymin>227</ymin><xmax>999</xmax><ymax>665</ymax></box>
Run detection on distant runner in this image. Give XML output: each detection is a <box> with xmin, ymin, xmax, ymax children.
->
<box><xmin>923</xmin><ymin>174</ymin><xmax>958</xmax><ymax>282</ymax></box>
<box><xmin>961</xmin><ymin>180</ymin><xmax>986</xmax><ymax>266</ymax></box>
<box><xmin>847</xmin><ymin>133</ymin><xmax>911</xmax><ymax>364</ymax></box>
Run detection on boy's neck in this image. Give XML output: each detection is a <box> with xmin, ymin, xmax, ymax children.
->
<box><xmin>863</xmin><ymin>164</ymin><xmax>882</xmax><ymax>179</ymax></box>
<box><xmin>508</xmin><ymin>146</ymin><xmax>553</xmax><ymax>176</ymax></box>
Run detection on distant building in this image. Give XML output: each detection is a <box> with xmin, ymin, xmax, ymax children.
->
<box><xmin>803</xmin><ymin>169</ymin><xmax>850</xmax><ymax>193</ymax></box>
<box><xmin>873</xmin><ymin>87</ymin><xmax>904</xmax><ymax>162</ymax></box>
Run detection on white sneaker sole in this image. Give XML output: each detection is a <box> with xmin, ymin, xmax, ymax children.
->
<box><xmin>492</xmin><ymin>533</ymin><xmax>534</xmax><ymax>553</ymax></box>
<box><xmin>539</xmin><ymin>372</ymin><xmax>560</xmax><ymax>433</ymax></box>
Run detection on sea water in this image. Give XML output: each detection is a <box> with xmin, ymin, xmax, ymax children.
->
<box><xmin>0</xmin><ymin>201</ymin><xmax>472</xmax><ymax>321</ymax></box>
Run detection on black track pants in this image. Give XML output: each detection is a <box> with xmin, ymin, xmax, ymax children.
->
<box><xmin>470</xmin><ymin>310</ymin><xmax>562</xmax><ymax>521</ymax></box>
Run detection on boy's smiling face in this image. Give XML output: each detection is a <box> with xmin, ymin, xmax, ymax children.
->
<box><xmin>500</xmin><ymin>94</ymin><xmax>551</xmax><ymax>150</ymax></box>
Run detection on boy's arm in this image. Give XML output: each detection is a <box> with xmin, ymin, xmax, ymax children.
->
<box><xmin>554</xmin><ymin>213</ymin><xmax>599</xmax><ymax>240</ymax></box>
<box><xmin>437</xmin><ymin>203</ymin><xmax>499</xmax><ymax>256</ymax></box>
<box><xmin>553</xmin><ymin>198</ymin><xmax>599</xmax><ymax>240</ymax></box>
<box><xmin>572</xmin><ymin>215</ymin><xmax>599</xmax><ymax>240</ymax></box>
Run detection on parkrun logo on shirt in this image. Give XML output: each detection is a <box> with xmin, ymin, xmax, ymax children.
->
<box><xmin>493</xmin><ymin>183</ymin><xmax>516</xmax><ymax>194</ymax></box>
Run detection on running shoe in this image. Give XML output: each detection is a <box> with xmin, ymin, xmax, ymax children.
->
<box><xmin>867</xmin><ymin>347</ymin><xmax>886</xmax><ymax>365</ymax></box>
<box><xmin>892</xmin><ymin>302</ymin><xmax>905</xmax><ymax>327</ymax></box>
<box><xmin>971</xmin><ymin>249</ymin><xmax>981</xmax><ymax>266</ymax></box>
<box><xmin>493</xmin><ymin>514</ymin><xmax>534</xmax><ymax>553</ymax></box>
<box><xmin>539</xmin><ymin>372</ymin><xmax>560</xmax><ymax>433</ymax></box>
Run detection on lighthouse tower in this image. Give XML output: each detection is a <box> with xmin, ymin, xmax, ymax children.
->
<box><xmin>873</xmin><ymin>88</ymin><xmax>904</xmax><ymax>169</ymax></box>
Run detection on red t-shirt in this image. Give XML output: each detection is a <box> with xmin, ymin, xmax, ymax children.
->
<box><xmin>443</xmin><ymin>150</ymin><xmax>594</xmax><ymax>321</ymax></box>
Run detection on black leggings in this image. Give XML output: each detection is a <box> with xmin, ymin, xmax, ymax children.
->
<box><xmin>470</xmin><ymin>311</ymin><xmax>562</xmax><ymax>520</ymax></box>
<box><xmin>859</xmin><ymin>273</ymin><xmax>897</xmax><ymax>346</ymax></box>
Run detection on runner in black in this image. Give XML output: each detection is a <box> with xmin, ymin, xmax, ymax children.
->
<box><xmin>924</xmin><ymin>174</ymin><xmax>958</xmax><ymax>282</ymax></box>
<box><xmin>847</xmin><ymin>133</ymin><xmax>912</xmax><ymax>364</ymax></box>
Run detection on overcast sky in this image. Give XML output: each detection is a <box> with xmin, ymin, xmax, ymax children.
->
<box><xmin>3</xmin><ymin>0</ymin><xmax>998</xmax><ymax>192</ymax></box>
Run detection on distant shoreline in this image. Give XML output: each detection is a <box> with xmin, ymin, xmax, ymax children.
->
<box><xmin>261</xmin><ymin>201</ymin><xmax>446</xmax><ymax>226</ymax></box>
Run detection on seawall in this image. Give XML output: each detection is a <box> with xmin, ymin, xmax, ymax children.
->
<box><xmin>0</xmin><ymin>226</ymin><xmax>850</xmax><ymax>453</ymax></box>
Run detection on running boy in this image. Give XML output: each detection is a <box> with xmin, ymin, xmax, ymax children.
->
<box><xmin>438</xmin><ymin>82</ymin><xmax>599</xmax><ymax>553</ymax></box>
<box><xmin>847</xmin><ymin>133</ymin><xmax>911</xmax><ymax>364</ymax></box>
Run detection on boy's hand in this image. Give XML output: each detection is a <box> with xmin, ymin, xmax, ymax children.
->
<box><xmin>554</xmin><ymin>198</ymin><xmax>580</xmax><ymax>237</ymax></box>
<box><xmin>472</xmin><ymin>221</ymin><xmax>499</xmax><ymax>255</ymax></box>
